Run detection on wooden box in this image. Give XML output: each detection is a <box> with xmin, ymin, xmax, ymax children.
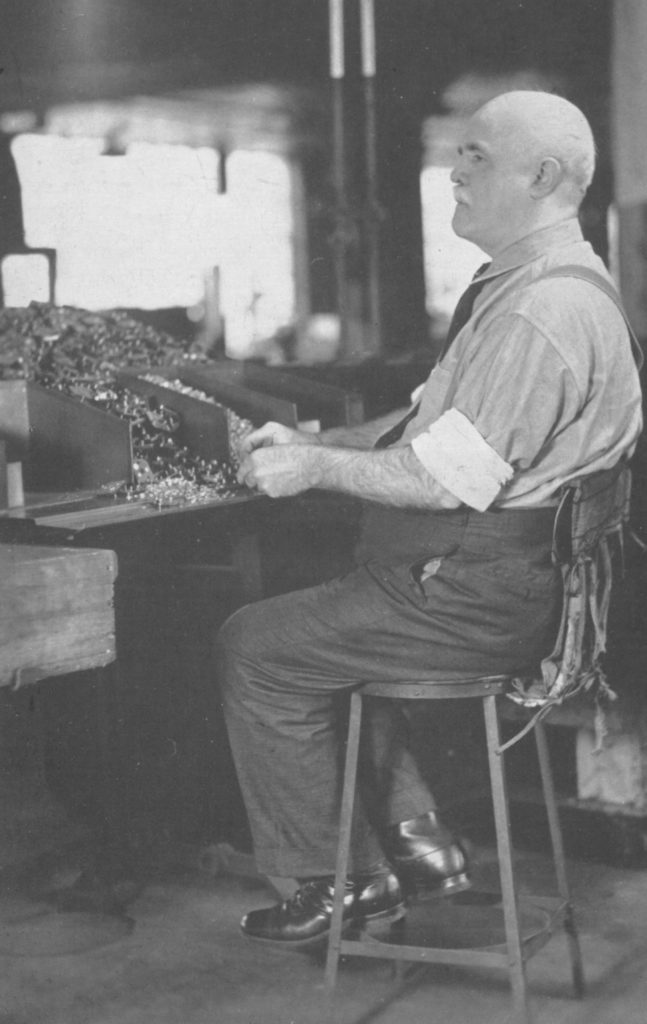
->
<box><xmin>0</xmin><ymin>544</ymin><xmax>118</xmax><ymax>687</ymax></box>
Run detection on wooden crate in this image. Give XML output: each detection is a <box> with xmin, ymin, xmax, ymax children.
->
<box><xmin>0</xmin><ymin>544</ymin><xmax>117</xmax><ymax>687</ymax></box>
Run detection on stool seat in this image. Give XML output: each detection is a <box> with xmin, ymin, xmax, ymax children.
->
<box><xmin>359</xmin><ymin>675</ymin><xmax>510</xmax><ymax>700</ymax></box>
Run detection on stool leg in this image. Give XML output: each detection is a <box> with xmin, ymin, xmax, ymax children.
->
<box><xmin>534</xmin><ymin>720</ymin><xmax>584</xmax><ymax>998</ymax></box>
<box><xmin>325</xmin><ymin>689</ymin><xmax>364</xmax><ymax>996</ymax></box>
<box><xmin>483</xmin><ymin>696</ymin><xmax>531</xmax><ymax>1024</ymax></box>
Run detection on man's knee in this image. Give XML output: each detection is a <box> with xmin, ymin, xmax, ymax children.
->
<box><xmin>217</xmin><ymin>603</ymin><xmax>251</xmax><ymax>658</ymax></box>
<box><xmin>216</xmin><ymin>599</ymin><xmax>280</xmax><ymax>687</ymax></box>
<box><xmin>215</xmin><ymin>605</ymin><xmax>253</xmax><ymax>709</ymax></box>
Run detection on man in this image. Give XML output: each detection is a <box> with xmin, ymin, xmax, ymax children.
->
<box><xmin>217</xmin><ymin>91</ymin><xmax>642</xmax><ymax>946</ymax></box>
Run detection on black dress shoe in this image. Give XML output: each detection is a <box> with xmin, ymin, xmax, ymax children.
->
<box><xmin>385</xmin><ymin>811</ymin><xmax>471</xmax><ymax>901</ymax></box>
<box><xmin>240</xmin><ymin>870</ymin><xmax>405</xmax><ymax>946</ymax></box>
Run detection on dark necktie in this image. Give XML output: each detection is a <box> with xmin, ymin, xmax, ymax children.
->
<box><xmin>375</xmin><ymin>262</ymin><xmax>491</xmax><ymax>449</ymax></box>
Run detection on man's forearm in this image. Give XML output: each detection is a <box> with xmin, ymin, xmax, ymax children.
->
<box><xmin>319</xmin><ymin>408</ymin><xmax>409</xmax><ymax>450</ymax></box>
<box><xmin>311</xmin><ymin>444</ymin><xmax>461</xmax><ymax>509</ymax></box>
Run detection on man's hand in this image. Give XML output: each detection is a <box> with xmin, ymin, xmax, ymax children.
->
<box><xmin>239</xmin><ymin>421</ymin><xmax>322</xmax><ymax>457</ymax></box>
<box><xmin>237</xmin><ymin>445</ymin><xmax>321</xmax><ymax>497</ymax></box>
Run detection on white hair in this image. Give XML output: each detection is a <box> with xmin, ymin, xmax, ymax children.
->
<box><xmin>478</xmin><ymin>90</ymin><xmax>596</xmax><ymax>198</ymax></box>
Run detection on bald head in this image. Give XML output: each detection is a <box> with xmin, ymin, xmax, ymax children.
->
<box><xmin>476</xmin><ymin>91</ymin><xmax>596</xmax><ymax>201</ymax></box>
<box><xmin>451</xmin><ymin>91</ymin><xmax>597</xmax><ymax>255</ymax></box>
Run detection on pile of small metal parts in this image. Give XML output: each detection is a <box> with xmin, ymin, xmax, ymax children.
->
<box><xmin>140</xmin><ymin>373</ymin><xmax>254</xmax><ymax>468</ymax></box>
<box><xmin>123</xmin><ymin>472</ymin><xmax>237</xmax><ymax>510</ymax></box>
<box><xmin>86</xmin><ymin>380</ymin><xmax>240</xmax><ymax>507</ymax></box>
<box><xmin>0</xmin><ymin>302</ymin><xmax>247</xmax><ymax>508</ymax></box>
<box><xmin>0</xmin><ymin>302</ymin><xmax>193</xmax><ymax>385</ymax></box>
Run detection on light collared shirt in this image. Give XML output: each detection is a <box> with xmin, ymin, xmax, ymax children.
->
<box><xmin>405</xmin><ymin>218</ymin><xmax>643</xmax><ymax>510</ymax></box>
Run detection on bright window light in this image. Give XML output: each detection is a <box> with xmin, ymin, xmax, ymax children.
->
<box><xmin>221</xmin><ymin>150</ymin><xmax>296</xmax><ymax>358</ymax></box>
<box><xmin>10</xmin><ymin>134</ymin><xmax>297</xmax><ymax>358</ymax></box>
<box><xmin>607</xmin><ymin>202</ymin><xmax>620</xmax><ymax>287</ymax></box>
<box><xmin>2</xmin><ymin>254</ymin><xmax>51</xmax><ymax>306</ymax></box>
<box><xmin>420</xmin><ymin>165</ymin><xmax>487</xmax><ymax>338</ymax></box>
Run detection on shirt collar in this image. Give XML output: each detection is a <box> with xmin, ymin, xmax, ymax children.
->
<box><xmin>478</xmin><ymin>218</ymin><xmax>585</xmax><ymax>282</ymax></box>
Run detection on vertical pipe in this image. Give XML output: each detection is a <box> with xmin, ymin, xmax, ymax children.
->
<box><xmin>360</xmin><ymin>0</ymin><xmax>376</xmax><ymax>77</ymax></box>
<box><xmin>360</xmin><ymin>0</ymin><xmax>381</xmax><ymax>354</ymax></box>
<box><xmin>363</xmin><ymin>75</ymin><xmax>380</xmax><ymax>355</ymax></box>
<box><xmin>329</xmin><ymin>0</ymin><xmax>345</xmax><ymax>79</ymax></box>
<box><xmin>329</xmin><ymin>0</ymin><xmax>349</xmax><ymax>356</ymax></box>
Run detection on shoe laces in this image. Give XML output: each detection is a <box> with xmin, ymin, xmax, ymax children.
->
<box><xmin>286</xmin><ymin>878</ymin><xmax>349</xmax><ymax>914</ymax></box>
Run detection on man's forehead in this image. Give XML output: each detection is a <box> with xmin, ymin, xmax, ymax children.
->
<box><xmin>459</xmin><ymin>111</ymin><xmax>526</xmax><ymax>158</ymax></box>
<box><xmin>458</xmin><ymin>115</ymin><xmax>497</xmax><ymax>153</ymax></box>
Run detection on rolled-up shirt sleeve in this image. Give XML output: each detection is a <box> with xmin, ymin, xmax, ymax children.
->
<box><xmin>409</xmin><ymin>309</ymin><xmax>584</xmax><ymax>510</ymax></box>
<box><xmin>411</xmin><ymin>409</ymin><xmax>513</xmax><ymax>511</ymax></box>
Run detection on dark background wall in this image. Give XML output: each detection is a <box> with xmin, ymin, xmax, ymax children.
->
<box><xmin>0</xmin><ymin>0</ymin><xmax>610</xmax><ymax>99</ymax></box>
<box><xmin>0</xmin><ymin>0</ymin><xmax>612</xmax><ymax>351</ymax></box>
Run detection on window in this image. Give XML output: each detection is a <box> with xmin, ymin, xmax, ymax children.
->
<box><xmin>10</xmin><ymin>134</ymin><xmax>298</xmax><ymax>357</ymax></box>
<box><xmin>420</xmin><ymin>164</ymin><xmax>486</xmax><ymax>340</ymax></box>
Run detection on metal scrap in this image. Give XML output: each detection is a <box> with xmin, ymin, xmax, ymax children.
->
<box><xmin>0</xmin><ymin>302</ymin><xmax>245</xmax><ymax>507</ymax></box>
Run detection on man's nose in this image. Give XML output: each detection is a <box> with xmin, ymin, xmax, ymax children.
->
<box><xmin>450</xmin><ymin>163</ymin><xmax>465</xmax><ymax>185</ymax></box>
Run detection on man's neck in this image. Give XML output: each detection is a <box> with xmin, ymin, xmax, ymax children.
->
<box><xmin>489</xmin><ymin>209</ymin><xmax>580</xmax><ymax>260</ymax></box>
<box><xmin>484</xmin><ymin>217</ymin><xmax>584</xmax><ymax>277</ymax></box>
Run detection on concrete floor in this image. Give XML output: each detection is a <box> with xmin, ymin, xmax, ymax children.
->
<box><xmin>2</xmin><ymin>821</ymin><xmax>647</xmax><ymax>1024</ymax></box>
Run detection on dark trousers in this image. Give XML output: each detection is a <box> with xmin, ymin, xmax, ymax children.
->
<box><xmin>217</xmin><ymin>505</ymin><xmax>559</xmax><ymax>878</ymax></box>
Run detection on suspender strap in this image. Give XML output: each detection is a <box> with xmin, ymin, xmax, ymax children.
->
<box><xmin>540</xmin><ymin>264</ymin><xmax>644</xmax><ymax>371</ymax></box>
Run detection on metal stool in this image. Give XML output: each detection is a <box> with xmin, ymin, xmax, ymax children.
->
<box><xmin>324</xmin><ymin>465</ymin><xmax>635</xmax><ymax>1021</ymax></box>
<box><xmin>324</xmin><ymin>675</ymin><xmax>584</xmax><ymax>1024</ymax></box>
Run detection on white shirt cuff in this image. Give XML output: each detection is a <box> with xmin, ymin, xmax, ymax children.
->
<box><xmin>410</xmin><ymin>408</ymin><xmax>513</xmax><ymax>511</ymax></box>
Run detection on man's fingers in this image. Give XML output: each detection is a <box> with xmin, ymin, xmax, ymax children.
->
<box><xmin>237</xmin><ymin>458</ymin><xmax>256</xmax><ymax>488</ymax></box>
<box><xmin>239</xmin><ymin>423</ymin><xmax>277</xmax><ymax>455</ymax></box>
<box><xmin>237</xmin><ymin>445</ymin><xmax>314</xmax><ymax>498</ymax></box>
<box><xmin>238</xmin><ymin>421</ymin><xmax>322</xmax><ymax>456</ymax></box>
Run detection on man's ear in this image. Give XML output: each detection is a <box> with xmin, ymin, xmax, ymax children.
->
<box><xmin>531</xmin><ymin>157</ymin><xmax>562</xmax><ymax>198</ymax></box>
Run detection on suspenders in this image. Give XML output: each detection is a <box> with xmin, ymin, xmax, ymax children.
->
<box><xmin>539</xmin><ymin>263</ymin><xmax>644</xmax><ymax>371</ymax></box>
